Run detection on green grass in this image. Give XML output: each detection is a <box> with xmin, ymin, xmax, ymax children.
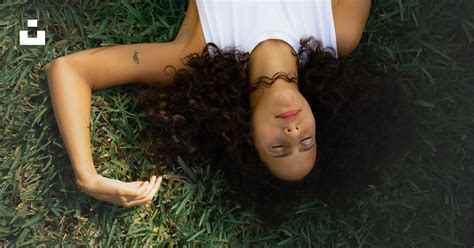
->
<box><xmin>1</xmin><ymin>0</ymin><xmax>472</xmax><ymax>246</ymax></box>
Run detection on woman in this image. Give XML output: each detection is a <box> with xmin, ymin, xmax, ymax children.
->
<box><xmin>46</xmin><ymin>0</ymin><xmax>408</xmax><ymax>224</ymax></box>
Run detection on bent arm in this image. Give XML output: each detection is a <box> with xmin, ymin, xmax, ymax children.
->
<box><xmin>44</xmin><ymin>44</ymin><xmax>176</xmax><ymax>205</ymax></box>
<box><xmin>333</xmin><ymin>0</ymin><xmax>371</xmax><ymax>56</ymax></box>
<box><xmin>45</xmin><ymin>42</ymin><xmax>188</xmax><ymax>187</ymax></box>
<box><xmin>44</xmin><ymin>0</ymin><xmax>203</xmax><ymax>207</ymax></box>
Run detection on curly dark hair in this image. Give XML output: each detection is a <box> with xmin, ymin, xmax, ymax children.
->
<box><xmin>133</xmin><ymin>37</ymin><xmax>416</xmax><ymax>226</ymax></box>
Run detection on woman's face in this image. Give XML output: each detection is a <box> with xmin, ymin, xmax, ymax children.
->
<box><xmin>251</xmin><ymin>80</ymin><xmax>317</xmax><ymax>181</ymax></box>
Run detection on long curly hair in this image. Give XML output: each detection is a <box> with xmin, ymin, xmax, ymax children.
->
<box><xmin>133</xmin><ymin>37</ymin><xmax>416</xmax><ymax>226</ymax></box>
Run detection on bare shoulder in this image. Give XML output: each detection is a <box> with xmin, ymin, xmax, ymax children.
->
<box><xmin>176</xmin><ymin>0</ymin><xmax>206</xmax><ymax>57</ymax></box>
<box><xmin>331</xmin><ymin>0</ymin><xmax>371</xmax><ymax>57</ymax></box>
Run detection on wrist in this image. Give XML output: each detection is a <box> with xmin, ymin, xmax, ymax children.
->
<box><xmin>76</xmin><ymin>172</ymin><xmax>100</xmax><ymax>192</ymax></box>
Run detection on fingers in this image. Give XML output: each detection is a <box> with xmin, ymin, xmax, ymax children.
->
<box><xmin>119</xmin><ymin>178</ymin><xmax>151</xmax><ymax>197</ymax></box>
<box><xmin>136</xmin><ymin>180</ymin><xmax>150</xmax><ymax>196</ymax></box>
<box><xmin>147</xmin><ymin>176</ymin><xmax>162</xmax><ymax>199</ymax></box>
<box><xmin>123</xmin><ymin>176</ymin><xmax>163</xmax><ymax>207</ymax></box>
<box><xmin>138</xmin><ymin>175</ymin><xmax>162</xmax><ymax>203</ymax></box>
<box><xmin>86</xmin><ymin>174</ymin><xmax>164</xmax><ymax>208</ymax></box>
<box><xmin>132</xmin><ymin>176</ymin><xmax>157</xmax><ymax>200</ymax></box>
<box><xmin>149</xmin><ymin>176</ymin><xmax>163</xmax><ymax>199</ymax></box>
<box><xmin>142</xmin><ymin>176</ymin><xmax>157</xmax><ymax>199</ymax></box>
<box><xmin>116</xmin><ymin>180</ymin><xmax>146</xmax><ymax>197</ymax></box>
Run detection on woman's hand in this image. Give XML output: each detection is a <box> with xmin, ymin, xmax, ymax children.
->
<box><xmin>78</xmin><ymin>174</ymin><xmax>163</xmax><ymax>207</ymax></box>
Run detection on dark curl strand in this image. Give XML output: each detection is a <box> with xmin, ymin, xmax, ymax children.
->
<box><xmin>133</xmin><ymin>37</ymin><xmax>416</xmax><ymax>226</ymax></box>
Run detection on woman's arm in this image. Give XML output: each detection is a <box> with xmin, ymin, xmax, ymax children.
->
<box><xmin>45</xmin><ymin>0</ymin><xmax>203</xmax><ymax>206</ymax></box>
<box><xmin>333</xmin><ymin>0</ymin><xmax>371</xmax><ymax>56</ymax></box>
<box><xmin>174</xmin><ymin>0</ymin><xmax>199</xmax><ymax>45</ymax></box>
<box><xmin>45</xmin><ymin>42</ymin><xmax>193</xmax><ymax>207</ymax></box>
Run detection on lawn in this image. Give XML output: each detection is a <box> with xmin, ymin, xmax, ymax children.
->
<box><xmin>0</xmin><ymin>0</ymin><xmax>472</xmax><ymax>246</ymax></box>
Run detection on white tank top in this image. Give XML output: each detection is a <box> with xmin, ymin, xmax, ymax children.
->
<box><xmin>195</xmin><ymin>0</ymin><xmax>338</xmax><ymax>55</ymax></box>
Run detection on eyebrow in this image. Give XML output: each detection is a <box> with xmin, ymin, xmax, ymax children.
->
<box><xmin>270</xmin><ymin>144</ymin><xmax>316</xmax><ymax>158</ymax></box>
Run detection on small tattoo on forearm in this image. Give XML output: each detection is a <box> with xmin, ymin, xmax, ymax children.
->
<box><xmin>132</xmin><ymin>51</ymin><xmax>140</xmax><ymax>64</ymax></box>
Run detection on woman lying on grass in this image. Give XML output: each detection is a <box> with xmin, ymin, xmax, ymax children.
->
<box><xmin>45</xmin><ymin>0</ymin><xmax>415</xmax><ymax>225</ymax></box>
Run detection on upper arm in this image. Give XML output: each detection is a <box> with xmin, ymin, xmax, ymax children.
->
<box><xmin>47</xmin><ymin>0</ymin><xmax>202</xmax><ymax>90</ymax></box>
<box><xmin>174</xmin><ymin>0</ymin><xmax>199</xmax><ymax>44</ymax></box>
<box><xmin>332</xmin><ymin>0</ymin><xmax>371</xmax><ymax>56</ymax></box>
<box><xmin>50</xmin><ymin>42</ymin><xmax>190</xmax><ymax>90</ymax></box>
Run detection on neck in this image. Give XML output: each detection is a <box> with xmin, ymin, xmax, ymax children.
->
<box><xmin>248</xmin><ymin>39</ymin><xmax>298</xmax><ymax>85</ymax></box>
<box><xmin>248</xmin><ymin>39</ymin><xmax>299</xmax><ymax>106</ymax></box>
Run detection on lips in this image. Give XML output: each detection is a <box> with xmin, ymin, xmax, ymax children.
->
<box><xmin>276</xmin><ymin>109</ymin><xmax>300</xmax><ymax>120</ymax></box>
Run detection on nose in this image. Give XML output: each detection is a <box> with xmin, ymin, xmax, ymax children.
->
<box><xmin>284</xmin><ymin>124</ymin><xmax>300</xmax><ymax>135</ymax></box>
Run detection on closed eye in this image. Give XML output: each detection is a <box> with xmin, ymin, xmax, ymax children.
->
<box><xmin>271</xmin><ymin>145</ymin><xmax>286</xmax><ymax>151</ymax></box>
<box><xmin>300</xmin><ymin>137</ymin><xmax>312</xmax><ymax>146</ymax></box>
<box><xmin>269</xmin><ymin>142</ymin><xmax>316</xmax><ymax>158</ymax></box>
<box><xmin>271</xmin><ymin>136</ymin><xmax>312</xmax><ymax>152</ymax></box>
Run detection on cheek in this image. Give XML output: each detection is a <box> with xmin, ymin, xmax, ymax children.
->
<box><xmin>309</xmin><ymin>120</ymin><xmax>316</xmax><ymax>133</ymax></box>
<box><xmin>254</xmin><ymin>123</ymin><xmax>279</xmax><ymax>145</ymax></box>
<box><xmin>304</xmin><ymin>114</ymin><xmax>316</xmax><ymax>132</ymax></box>
<box><xmin>252</xmin><ymin>110</ymin><xmax>278</xmax><ymax>141</ymax></box>
<box><xmin>263</xmin><ymin>123</ymin><xmax>279</xmax><ymax>138</ymax></box>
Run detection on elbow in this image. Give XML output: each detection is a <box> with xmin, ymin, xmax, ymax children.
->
<box><xmin>338</xmin><ymin>42</ymin><xmax>359</xmax><ymax>57</ymax></box>
<box><xmin>337</xmin><ymin>31</ymin><xmax>364</xmax><ymax>57</ymax></box>
<box><xmin>45</xmin><ymin>56</ymin><xmax>92</xmax><ymax>89</ymax></box>
<box><xmin>46</xmin><ymin>56</ymin><xmax>68</xmax><ymax>71</ymax></box>
<box><xmin>45</xmin><ymin>56</ymin><xmax>69</xmax><ymax>84</ymax></box>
